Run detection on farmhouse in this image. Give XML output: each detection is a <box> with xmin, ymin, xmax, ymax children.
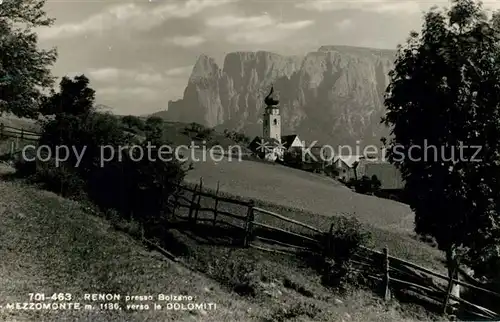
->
<box><xmin>355</xmin><ymin>159</ymin><xmax>404</xmax><ymax>191</ymax></box>
<box><xmin>332</xmin><ymin>155</ymin><xmax>363</xmax><ymax>181</ymax></box>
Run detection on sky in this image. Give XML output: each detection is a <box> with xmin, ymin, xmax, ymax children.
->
<box><xmin>35</xmin><ymin>0</ymin><xmax>500</xmax><ymax>116</ymax></box>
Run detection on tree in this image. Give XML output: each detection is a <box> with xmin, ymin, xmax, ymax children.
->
<box><xmin>122</xmin><ymin>115</ymin><xmax>144</xmax><ymax>130</ymax></box>
<box><xmin>40</xmin><ymin>75</ymin><xmax>95</xmax><ymax>116</ymax></box>
<box><xmin>382</xmin><ymin>0</ymin><xmax>500</xmax><ymax>304</ymax></box>
<box><xmin>371</xmin><ymin>175</ymin><xmax>381</xmax><ymax>192</ymax></box>
<box><xmin>0</xmin><ymin>0</ymin><xmax>57</xmax><ymax>118</ymax></box>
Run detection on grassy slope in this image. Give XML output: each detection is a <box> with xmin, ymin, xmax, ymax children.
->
<box><xmin>184</xmin><ymin>154</ymin><xmax>445</xmax><ymax>272</ymax></box>
<box><xmin>185</xmin><ymin>154</ymin><xmax>414</xmax><ymax>233</ymax></box>
<box><xmin>0</xmin><ymin>165</ymin><xmax>252</xmax><ymax>322</ymax></box>
<box><xmin>0</xmin><ymin>116</ymin><xmax>40</xmax><ymax>132</ymax></box>
<box><xmin>0</xmin><ymin>165</ymin><xmax>439</xmax><ymax>322</ymax></box>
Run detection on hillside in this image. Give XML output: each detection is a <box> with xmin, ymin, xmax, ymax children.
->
<box><xmin>156</xmin><ymin>46</ymin><xmax>395</xmax><ymax>147</ymax></box>
<box><xmin>0</xmin><ymin>164</ymin><xmax>438</xmax><ymax>322</ymax></box>
<box><xmin>183</xmin><ymin>152</ymin><xmax>446</xmax><ymax>273</ymax></box>
<box><xmin>0</xmin><ymin>115</ymin><xmax>40</xmax><ymax>132</ymax></box>
<box><xmin>186</xmin><ymin>153</ymin><xmax>413</xmax><ymax>233</ymax></box>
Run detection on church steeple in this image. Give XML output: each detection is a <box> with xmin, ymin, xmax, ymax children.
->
<box><xmin>262</xmin><ymin>85</ymin><xmax>281</xmax><ymax>141</ymax></box>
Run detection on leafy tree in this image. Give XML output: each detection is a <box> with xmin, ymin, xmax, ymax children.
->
<box><xmin>371</xmin><ymin>175</ymin><xmax>381</xmax><ymax>191</ymax></box>
<box><xmin>144</xmin><ymin>116</ymin><xmax>164</xmax><ymax>143</ymax></box>
<box><xmin>40</xmin><ymin>75</ymin><xmax>95</xmax><ymax>116</ymax></box>
<box><xmin>122</xmin><ymin>115</ymin><xmax>144</xmax><ymax>130</ymax></box>
<box><xmin>0</xmin><ymin>0</ymin><xmax>57</xmax><ymax>118</ymax></box>
<box><xmin>145</xmin><ymin>116</ymin><xmax>164</xmax><ymax>128</ymax></box>
<box><xmin>382</xmin><ymin>0</ymin><xmax>500</xmax><ymax>294</ymax></box>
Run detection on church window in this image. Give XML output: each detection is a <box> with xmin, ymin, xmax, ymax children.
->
<box><xmin>273</xmin><ymin>119</ymin><xmax>277</xmax><ymax>125</ymax></box>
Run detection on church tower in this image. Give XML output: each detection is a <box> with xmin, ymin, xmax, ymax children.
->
<box><xmin>262</xmin><ymin>86</ymin><xmax>281</xmax><ymax>141</ymax></box>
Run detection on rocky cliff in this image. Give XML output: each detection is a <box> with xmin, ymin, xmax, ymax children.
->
<box><xmin>159</xmin><ymin>46</ymin><xmax>396</xmax><ymax>147</ymax></box>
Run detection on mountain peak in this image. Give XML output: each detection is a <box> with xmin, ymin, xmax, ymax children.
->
<box><xmin>163</xmin><ymin>45</ymin><xmax>394</xmax><ymax>146</ymax></box>
<box><xmin>190</xmin><ymin>54</ymin><xmax>220</xmax><ymax>81</ymax></box>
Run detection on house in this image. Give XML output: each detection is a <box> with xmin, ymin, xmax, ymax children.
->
<box><xmin>332</xmin><ymin>155</ymin><xmax>364</xmax><ymax>181</ymax></box>
<box><xmin>248</xmin><ymin>136</ymin><xmax>283</xmax><ymax>161</ymax></box>
<box><xmin>355</xmin><ymin>159</ymin><xmax>405</xmax><ymax>198</ymax></box>
<box><xmin>281</xmin><ymin>134</ymin><xmax>304</xmax><ymax>151</ymax></box>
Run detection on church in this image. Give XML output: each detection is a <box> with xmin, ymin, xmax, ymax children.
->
<box><xmin>248</xmin><ymin>86</ymin><xmax>304</xmax><ymax>161</ymax></box>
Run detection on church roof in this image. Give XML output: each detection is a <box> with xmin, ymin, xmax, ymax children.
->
<box><xmin>248</xmin><ymin>136</ymin><xmax>281</xmax><ymax>153</ymax></box>
<box><xmin>281</xmin><ymin>135</ymin><xmax>299</xmax><ymax>149</ymax></box>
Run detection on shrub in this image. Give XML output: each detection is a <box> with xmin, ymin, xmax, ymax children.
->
<box><xmin>121</xmin><ymin>115</ymin><xmax>144</xmax><ymax>131</ymax></box>
<box><xmin>32</xmin><ymin>162</ymin><xmax>87</xmax><ymax>199</ymax></box>
<box><xmin>195</xmin><ymin>128</ymin><xmax>213</xmax><ymax>140</ymax></box>
<box><xmin>26</xmin><ymin>110</ymin><xmax>186</xmax><ymax>230</ymax></box>
<box><xmin>347</xmin><ymin>175</ymin><xmax>382</xmax><ymax>194</ymax></box>
<box><xmin>322</xmin><ymin>216</ymin><xmax>371</xmax><ymax>289</ymax></box>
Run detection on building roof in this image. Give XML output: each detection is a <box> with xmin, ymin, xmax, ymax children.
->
<box><xmin>360</xmin><ymin>161</ymin><xmax>404</xmax><ymax>190</ymax></box>
<box><xmin>333</xmin><ymin>155</ymin><xmax>364</xmax><ymax>168</ymax></box>
<box><xmin>281</xmin><ymin>134</ymin><xmax>300</xmax><ymax>149</ymax></box>
<box><xmin>248</xmin><ymin>136</ymin><xmax>281</xmax><ymax>153</ymax></box>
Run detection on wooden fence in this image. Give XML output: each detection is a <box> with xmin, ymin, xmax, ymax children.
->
<box><xmin>167</xmin><ymin>177</ymin><xmax>500</xmax><ymax>321</ymax></box>
<box><xmin>0</xmin><ymin>123</ymin><xmax>41</xmax><ymax>141</ymax></box>
<box><xmin>0</xmin><ymin>124</ymin><xmax>41</xmax><ymax>161</ymax></box>
<box><xmin>1</xmin><ymin>123</ymin><xmax>498</xmax><ymax>320</ymax></box>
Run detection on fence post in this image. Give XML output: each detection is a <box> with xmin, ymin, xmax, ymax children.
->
<box><xmin>443</xmin><ymin>264</ymin><xmax>458</xmax><ymax>315</ymax></box>
<box><xmin>172</xmin><ymin>191</ymin><xmax>178</xmax><ymax>218</ymax></box>
<box><xmin>188</xmin><ymin>184</ymin><xmax>198</xmax><ymax>222</ymax></box>
<box><xmin>322</xmin><ymin>223</ymin><xmax>334</xmax><ymax>277</ymax></box>
<box><xmin>193</xmin><ymin>178</ymin><xmax>203</xmax><ymax>224</ymax></box>
<box><xmin>383</xmin><ymin>247</ymin><xmax>391</xmax><ymax>301</ymax></box>
<box><xmin>0</xmin><ymin>123</ymin><xmax>4</xmax><ymax>138</ymax></box>
<box><xmin>243</xmin><ymin>200</ymin><xmax>255</xmax><ymax>247</ymax></box>
<box><xmin>213</xmin><ymin>181</ymin><xmax>220</xmax><ymax>226</ymax></box>
<box><xmin>9</xmin><ymin>140</ymin><xmax>14</xmax><ymax>159</ymax></box>
<box><xmin>323</xmin><ymin>223</ymin><xmax>334</xmax><ymax>259</ymax></box>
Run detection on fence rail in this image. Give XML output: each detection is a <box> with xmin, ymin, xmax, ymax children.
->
<box><xmin>0</xmin><ymin>123</ymin><xmax>41</xmax><ymax>141</ymax></box>
<box><xmin>2</xmin><ymin>122</ymin><xmax>498</xmax><ymax>320</ymax></box>
<box><xmin>168</xmin><ymin>177</ymin><xmax>500</xmax><ymax>320</ymax></box>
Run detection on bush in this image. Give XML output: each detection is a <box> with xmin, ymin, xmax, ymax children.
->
<box><xmin>322</xmin><ymin>216</ymin><xmax>371</xmax><ymax>289</ymax></box>
<box><xmin>195</xmin><ymin>128</ymin><xmax>213</xmax><ymax>140</ymax></box>
<box><xmin>121</xmin><ymin>115</ymin><xmax>144</xmax><ymax>131</ymax></box>
<box><xmin>22</xmin><ymin>110</ymin><xmax>186</xmax><ymax>230</ymax></box>
<box><xmin>347</xmin><ymin>175</ymin><xmax>382</xmax><ymax>194</ymax></box>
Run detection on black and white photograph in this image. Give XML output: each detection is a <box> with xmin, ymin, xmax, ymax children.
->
<box><xmin>1</xmin><ymin>0</ymin><xmax>500</xmax><ymax>321</ymax></box>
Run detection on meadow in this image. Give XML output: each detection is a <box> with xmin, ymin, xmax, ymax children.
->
<box><xmin>185</xmin><ymin>152</ymin><xmax>415</xmax><ymax>233</ymax></box>
<box><xmin>0</xmin><ymin>164</ymin><xmax>437</xmax><ymax>321</ymax></box>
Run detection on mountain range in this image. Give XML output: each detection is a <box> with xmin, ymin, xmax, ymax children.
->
<box><xmin>154</xmin><ymin>45</ymin><xmax>397</xmax><ymax>148</ymax></box>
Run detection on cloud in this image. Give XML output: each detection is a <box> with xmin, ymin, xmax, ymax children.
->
<box><xmin>98</xmin><ymin>86</ymin><xmax>161</xmax><ymax>101</ymax></box>
<box><xmin>205</xmin><ymin>14</ymin><xmax>314</xmax><ymax>45</ymax></box>
<box><xmin>165</xmin><ymin>66</ymin><xmax>194</xmax><ymax>77</ymax></box>
<box><xmin>206</xmin><ymin>15</ymin><xmax>274</xmax><ymax>28</ymax></box>
<box><xmin>277</xmin><ymin>20</ymin><xmax>314</xmax><ymax>30</ymax></box>
<box><xmin>335</xmin><ymin>18</ymin><xmax>354</xmax><ymax>31</ymax></box>
<box><xmin>39</xmin><ymin>0</ymin><xmax>237</xmax><ymax>40</ymax></box>
<box><xmin>167</xmin><ymin>35</ymin><xmax>206</xmax><ymax>47</ymax></box>
<box><xmin>88</xmin><ymin>68</ymin><xmax>164</xmax><ymax>86</ymax></box>
<box><xmin>295</xmin><ymin>0</ymin><xmax>446</xmax><ymax>15</ymax></box>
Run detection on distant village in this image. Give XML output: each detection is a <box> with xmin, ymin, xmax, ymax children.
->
<box><xmin>248</xmin><ymin>86</ymin><xmax>404</xmax><ymax>200</ymax></box>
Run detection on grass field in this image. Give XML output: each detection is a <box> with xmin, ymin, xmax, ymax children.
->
<box><xmin>0</xmin><ymin>115</ymin><xmax>40</xmax><ymax>132</ymax></box>
<box><xmin>182</xmin><ymin>153</ymin><xmax>446</xmax><ymax>275</ymax></box>
<box><xmin>185</xmin><ymin>153</ymin><xmax>414</xmax><ymax>233</ymax></box>
<box><xmin>0</xmin><ymin>164</ymin><xmax>439</xmax><ymax>321</ymax></box>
